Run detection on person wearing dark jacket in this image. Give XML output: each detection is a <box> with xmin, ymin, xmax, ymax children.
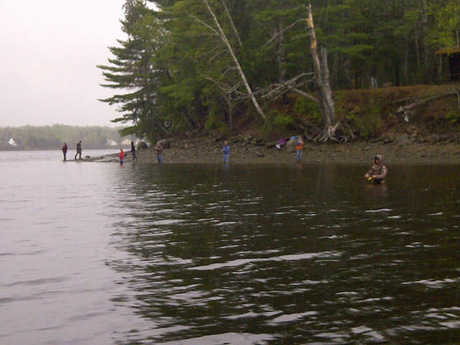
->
<box><xmin>74</xmin><ymin>141</ymin><xmax>82</xmax><ymax>160</ymax></box>
<box><xmin>61</xmin><ymin>142</ymin><xmax>68</xmax><ymax>161</ymax></box>
<box><xmin>130</xmin><ymin>141</ymin><xmax>137</xmax><ymax>160</ymax></box>
<box><xmin>365</xmin><ymin>155</ymin><xmax>388</xmax><ymax>184</ymax></box>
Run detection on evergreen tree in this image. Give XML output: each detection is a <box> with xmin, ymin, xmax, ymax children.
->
<box><xmin>98</xmin><ymin>0</ymin><xmax>164</xmax><ymax>140</ymax></box>
<box><xmin>99</xmin><ymin>0</ymin><xmax>460</xmax><ymax>139</ymax></box>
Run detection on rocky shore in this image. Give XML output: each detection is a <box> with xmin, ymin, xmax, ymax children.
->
<box><xmin>85</xmin><ymin>135</ymin><xmax>460</xmax><ymax>165</ymax></box>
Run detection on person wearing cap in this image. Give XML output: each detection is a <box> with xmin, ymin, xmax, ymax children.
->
<box><xmin>365</xmin><ymin>155</ymin><xmax>388</xmax><ymax>184</ymax></box>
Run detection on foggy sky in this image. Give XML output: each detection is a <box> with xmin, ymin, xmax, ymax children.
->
<box><xmin>0</xmin><ymin>0</ymin><xmax>127</xmax><ymax>127</ymax></box>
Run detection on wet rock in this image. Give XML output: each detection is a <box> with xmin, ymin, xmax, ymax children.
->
<box><xmin>265</xmin><ymin>140</ymin><xmax>277</xmax><ymax>148</ymax></box>
<box><xmin>382</xmin><ymin>136</ymin><xmax>394</xmax><ymax>144</ymax></box>
<box><xmin>253</xmin><ymin>138</ymin><xmax>265</xmax><ymax>146</ymax></box>
<box><xmin>286</xmin><ymin>138</ymin><xmax>296</xmax><ymax>149</ymax></box>
<box><xmin>395</xmin><ymin>134</ymin><xmax>413</xmax><ymax>146</ymax></box>
<box><xmin>137</xmin><ymin>141</ymin><xmax>148</xmax><ymax>150</ymax></box>
<box><xmin>156</xmin><ymin>138</ymin><xmax>172</xmax><ymax>149</ymax></box>
<box><xmin>426</xmin><ymin>134</ymin><xmax>440</xmax><ymax>144</ymax></box>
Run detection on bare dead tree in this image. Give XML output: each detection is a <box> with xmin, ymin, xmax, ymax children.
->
<box><xmin>305</xmin><ymin>3</ymin><xmax>337</xmax><ymax>141</ymax></box>
<box><xmin>220</xmin><ymin>0</ymin><xmax>243</xmax><ymax>47</ymax></box>
<box><xmin>202</xmin><ymin>0</ymin><xmax>267</xmax><ymax>121</ymax></box>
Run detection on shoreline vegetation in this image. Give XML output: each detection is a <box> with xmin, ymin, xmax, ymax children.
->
<box><xmin>96</xmin><ymin>84</ymin><xmax>460</xmax><ymax>165</ymax></box>
<box><xmin>3</xmin><ymin>85</ymin><xmax>460</xmax><ymax>164</ymax></box>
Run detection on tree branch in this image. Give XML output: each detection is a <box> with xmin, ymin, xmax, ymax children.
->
<box><xmin>264</xmin><ymin>18</ymin><xmax>306</xmax><ymax>46</ymax></box>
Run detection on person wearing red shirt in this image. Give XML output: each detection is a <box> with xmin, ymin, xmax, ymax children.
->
<box><xmin>119</xmin><ymin>149</ymin><xmax>125</xmax><ymax>165</ymax></box>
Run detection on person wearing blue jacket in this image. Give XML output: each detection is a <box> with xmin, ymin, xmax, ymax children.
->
<box><xmin>222</xmin><ymin>141</ymin><xmax>230</xmax><ymax>164</ymax></box>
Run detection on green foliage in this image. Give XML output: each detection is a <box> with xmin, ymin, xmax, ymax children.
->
<box><xmin>445</xmin><ymin>109</ymin><xmax>460</xmax><ymax>124</ymax></box>
<box><xmin>346</xmin><ymin>111</ymin><xmax>383</xmax><ymax>140</ymax></box>
<box><xmin>98</xmin><ymin>1</ymin><xmax>165</xmax><ymax>139</ymax></box>
<box><xmin>205</xmin><ymin>111</ymin><xmax>228</xmax><ymax>135</ymax></box>
<box><xmin>98</xmin><ymin>0</ymin><xmax>460</xmax><ymax>139</ymax></box>
<box><xmin>260</xmin><ymin>109</ymin><xmax>295</xmax><ymax>135</ymax></box>
<box><xmin>293</xmin><ymin>97</ymin><xmax>321</xmax><ymax>124</ymax></box>
<box><xmin>427</xmin><ymin>0</ymin><xmax>460</xmax><ymax>48</ymax></box>
<box><xmin>345</xmin><ymin>93</ymin><xmax>384</xmax><ymax>139</ymax></box>
<box><xmin>272</xmin><ymin>111</ymin><xmax>294</xmax><ymax>130</ymax></box>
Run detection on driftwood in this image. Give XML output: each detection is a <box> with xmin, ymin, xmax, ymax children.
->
<box><xmin>395</xmin><ymin>88</ymin><xmax>460</xmax><ymax>116</ymax></box>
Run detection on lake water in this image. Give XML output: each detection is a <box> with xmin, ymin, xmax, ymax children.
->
<box><xmin>1</xmin><ymin>150</ymin><xmax>459</xmax><ymax>345</ymax></box>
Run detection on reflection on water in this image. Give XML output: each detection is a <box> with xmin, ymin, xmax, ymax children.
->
<box><xmin>108</xmin><ymin>164</ymin><xmax>460</xmax><ymax>344</ymax></box>
<box><xmin>1</xmin><ymin>153</ymin><xmax>459</xmax><ymax>345</ymax></box>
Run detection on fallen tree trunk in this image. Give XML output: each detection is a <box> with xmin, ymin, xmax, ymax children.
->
<box><xmin>395</xmin><ymin>88</ymin><xmax>460</xmax><ymax>116</ymax></box>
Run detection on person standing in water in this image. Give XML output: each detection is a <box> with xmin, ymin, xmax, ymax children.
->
<box><xmin>365</xmin><ymin>155</ymin><xmax>388</xmax><ymax>184</ymax></box>
<box><xmin>130</xmin><ymin>141</ymin><xmax>137</xmax><ymax>161</ymax></box>
<box><xmin>119</xmin><ymin>148</ymin><xmax>125</xmax><ymax>165</ymax></box>
<box><xmin>222</xmin><ymin>140</ymin><xmax>230</xmax><ymax>164</ymax></box>
<box><xmin>155</xmin><ymin>143</ymin><xmax>163</xmax><ymax>164</ymax></box>
<box><xmin>61</xmin><ymin>142</ymin><xmax>68</xmax><ymax>161</ymax></box>
<box><xmin>295</xmin><ymin>135</ymin><xmax>304</xmax><ymax>162</ymax></box>
<box><xmin>74</xmin><ymin>141</ymin><xmax>82</xmax><ymax>160</ymax></box>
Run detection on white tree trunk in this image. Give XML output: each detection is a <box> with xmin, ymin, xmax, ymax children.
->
<box><xmin>220</xmin><ymin>0</ymin><xmax>243</xmax><ymax>47</ymax></box>
<box><xmin>306</xmin><ymin>4</ymin><xmax>336</xmax><ymax>139</ymax></box>
<box><xmin>203</xmin><ymin>0</ymin><xmax>266</xmax><ymax>121</ymax></box>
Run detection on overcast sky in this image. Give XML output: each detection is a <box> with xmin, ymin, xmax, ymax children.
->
<box><xmin>0</xmin><ymin>0</ymin><xmax>127</xmax><ymax>127</ymax></box>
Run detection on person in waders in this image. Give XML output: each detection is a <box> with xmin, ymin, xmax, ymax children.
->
<box><xmin>365</xmin><ymin>155</ymin><xmax>388</xmax><ymax>184</ymax></box>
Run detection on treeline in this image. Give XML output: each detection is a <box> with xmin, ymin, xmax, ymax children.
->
<box><xmin>98</xmin><ymin>0</ymin><xmax>460</xmax><ymax>140</ymax></box>
<box><xmin>0</xmin><ymin>125</ymin><xmax>127</xmax><ymax>150</ymax></box>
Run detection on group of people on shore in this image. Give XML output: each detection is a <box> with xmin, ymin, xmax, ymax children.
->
<box><xmin>61</xmin><ymin>141</ymin><xmax>140</xmax><ymax>164</ymax></box>
<box><xmin>274</xmin><ymin>136</ymin><xmax>305</xmax><ymax>162</ymax></box>
<box><xmin>61</xmin><ymin>141</ymin><xmax>82</xmax><ymax>161</ymax></box>
<box><xmin>118</xmin><ymin>142</ymin><xmax>138</xmax><ymax>165</ymax></box>
<box><xmin>61</xmin><ymin>137</ymin><xmax>388</xmax><ymax>184</ymax></box>
<box><xmin>118</xmin><ymin>142</ymin><xmax>163</xmax><ymax>164</ymax></box>
<box><xmin>222</xmin><ymin>136</ymin><xmax>388</xmax><ymax>184</ymax></box>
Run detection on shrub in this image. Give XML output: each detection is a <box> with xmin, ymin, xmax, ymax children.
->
<box><xmin>205</xmin><ymin>112</ymin><xmax>228</xmax><ymax>135</ymax></box>
<box><xmin>346</xmin><ymin>113</ymin><xmax>383</xmax><ymax>140</ymax></box>
<box><xmin>272</xmin><ymin>112</ymin><xmax>294</xmax><ymax>129</ymax></box>
<box><xmin>445</xmin><ymin>109</ymin><xmax>459</xmax><ymax>124</ymax></box>
<box><xmin>293</xmin><ymin>97</ymin><xmax>321</xmax><ymax>124</ymax></box>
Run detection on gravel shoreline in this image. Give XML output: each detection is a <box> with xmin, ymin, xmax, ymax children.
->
<box><xmin>86</xmin><ymin>137</ymin><xmax>460</xmax><ymax>165</ymax></box>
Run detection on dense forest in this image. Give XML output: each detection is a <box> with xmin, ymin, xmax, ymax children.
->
<box><xmin>0</xmin><ymin>125</ymin><xmax>127</xmax><ymax>151</ymax></box>
<box><xmin>98</xmin><ymin>0</ymin><xmax>460</xmax><ymax>141</ymax></box>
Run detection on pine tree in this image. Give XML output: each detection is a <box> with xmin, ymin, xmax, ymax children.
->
<box><xmin>98</xmin><ymin>0</ymin><xmax>164</xmax><ymax>140</ymax></box>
